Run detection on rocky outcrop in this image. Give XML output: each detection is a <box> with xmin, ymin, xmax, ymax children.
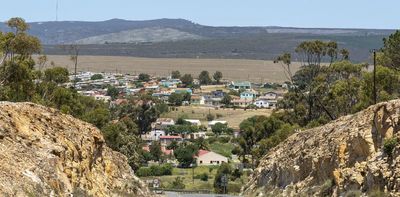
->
<box><xmin>0</xmin><ymin>102</ymin><xmax>152</xmax><ymax>196</ymax></box>
<box><xmin>242</xmin><ymin>100</ymin><xmax>400</xmax><ymax>196</ymax></box>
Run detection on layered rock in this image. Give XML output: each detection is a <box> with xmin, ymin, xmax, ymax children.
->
<box><xmin>242</xmin><ymin>100</ymin><xmax>400</xmax><ymax>196</ymax></box>
<box><xmin>0</xmin><ymin>102</ymin><xmax>152</xmax><ymax>196</ymax></box>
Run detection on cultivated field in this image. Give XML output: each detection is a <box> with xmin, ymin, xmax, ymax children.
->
<box><xmin>161</xmin><ymin>106</ymin><xmax>272</xmax><ymax>129</ymax></box>
<box><xmin>38</xmin><ymin>55</ymin><xmax>302</xmax><ymax>83</ymax></box>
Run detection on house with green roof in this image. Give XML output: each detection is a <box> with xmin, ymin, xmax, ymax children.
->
<box><xmin>229</xmin><ymin>81</ymin><xmax>252</xmax><ymax>91</ymax></box>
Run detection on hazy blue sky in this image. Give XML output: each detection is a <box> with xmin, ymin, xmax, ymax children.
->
<box><xmin>1</xmin><ymin>0</ymin><xmax>398</xmax><ymax>29</ymax></box>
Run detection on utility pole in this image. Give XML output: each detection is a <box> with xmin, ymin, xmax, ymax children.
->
<box><xmin>372</xmin><ymin>49</ymin><xmax>377</xmax><ymax>104</ymax></box>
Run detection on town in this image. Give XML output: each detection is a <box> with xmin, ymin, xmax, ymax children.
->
<box><xmin>65</xmin><ymin>70</ymin><xmax>287</xmax><ymax>192</ymax></box>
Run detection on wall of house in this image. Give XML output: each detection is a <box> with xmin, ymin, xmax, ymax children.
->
<box><xmin>197</xmin><ymin>152</ymin><xmax>228</xmax><ymax>166</ymax></box>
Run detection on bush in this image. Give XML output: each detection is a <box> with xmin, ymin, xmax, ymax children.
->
<box><xmin>207</xmin><ymin>136</ymin><xmax>217</xmax><ymax>144</ymax></box>
<box><xmin>195</xmin><ymin>173</ymin><xmax>209</xmax><ymax>181</ymax></box>
<box><xmin>169</xmin><ymin>177</ymin><xmax>185</xmax><ymax>189</ymax></box>
<box><xmin>136</xmin><ymin>167</ymin><xmax>152</xmax><ymax>177</ymax></box>
<box><xmin>136</xmin><ymin>164</ymin><xmax>173</xmax><ymax>177</ymax></box>
<box><xmin>320</xmin><ymin>179</ymin><xmax>334</xmax><ymax>197</ymax></box>
<box><xmin>207</xmin><ymin>114</ymin><xmax>215</xmax><ymax>121</ymax></box>
<box><xmin>383</xmin><ymin>137</ymin><xmax>398</xmax><ymax>156</ymax></box>
<box><xmin>218</xmin><ymin>136</ymin><xmax>231</xmax><ymax>143</ymax></box>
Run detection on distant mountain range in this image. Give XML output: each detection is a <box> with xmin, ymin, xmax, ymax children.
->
<box><xmin>0</xmin><ymin>18</ymin><xmax>396</xmax><ymax>62</ymax></box>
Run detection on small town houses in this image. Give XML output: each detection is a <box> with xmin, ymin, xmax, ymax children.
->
<box><xmin>70</xmin><ymin>71</ymin><xmax>283</xmax><ymax>109</ymax></box>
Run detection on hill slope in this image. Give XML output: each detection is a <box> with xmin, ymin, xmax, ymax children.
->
<box><xmin>0</xmin><ymin>102</ymin><xmax>152</xmax><ymax>196</ymax></box>
<box><xmin>75</xmin><ymin>27</ymin><xmax>203</xmax><ymax>44</ymax></box>
<box><xmin>242</xmin><ymin>100</ymin><xmax>400</xmax><ymax>196</ymax></box>
<box><xmin>1</xmin><ymin>18</ymin><xmax>395</xmax><ymax>61</ymax></box>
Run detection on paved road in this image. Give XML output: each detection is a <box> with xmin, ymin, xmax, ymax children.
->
<box><xmin>164</xmin><ymin>192</ymin><xmax>241</xmax><ymax>197</ymax></box>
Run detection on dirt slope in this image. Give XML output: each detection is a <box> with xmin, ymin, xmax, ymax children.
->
<box><xmin>0</xmin><ymin>102</ymin><xmax>152</xmax><ymax>196</ymax></box>
<box><xmin>242</xmin><ymin>100</ymin><xmax>400</xmax><ymax>196</ymax></box>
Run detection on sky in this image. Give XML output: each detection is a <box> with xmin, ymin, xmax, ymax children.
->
<box><xmin>0</xmin><ymin>0</ymin><xmax>399</xmax><ymax>29</ymax></box>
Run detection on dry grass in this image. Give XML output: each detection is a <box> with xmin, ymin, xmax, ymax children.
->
<box><xmin>161</xmin><ymin>106</ymin><xmax>272</xmax><ymax>129</ymax></box>
<box><xmin>38</xmin><ymin>55</ymin><xmax>301</xmax><ymax>83</ymax></box>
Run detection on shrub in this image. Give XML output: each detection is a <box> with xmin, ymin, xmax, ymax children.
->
<box><xmin>169</xmin><ymin>177</ymin><xmax>185</xmax><ymax>189</ymax></box>
<box><xmin>207</xmin><ymin>114</ymin><xmax>215</xmax><ymax>121</ymax></box>
<box><xmin>136</xmin><ymin>164</ymin><xmax>173</xmax><ymax>177</ymax></box>
<box><xmin>136</xmin><ymin>167</ymin><xmax>152</xmax><ymax>177</ymax></box>
<box><xmin>218</xmin><ymin>136</ymin><xmax>231</xmax><ymax>143</ymax></box>
<box><xmin>383</xmin><ymin>137</ymin><xmax>398</xmax><ymax>156</ymax></box>
<box><xmin>195</xmin><ymin>173</ymin><xmax>209</xmax><ymax>181</ymax></box>
<box><xmin>320</xmin><ymin>179</ymin><xmax>334</xmax><ymax>197</ymax></box>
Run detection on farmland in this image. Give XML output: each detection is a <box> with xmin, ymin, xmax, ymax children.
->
<box><xmin>37</xmin><ymin>55</ymin><xmax>302</xmax><ymax>83</ymax></box>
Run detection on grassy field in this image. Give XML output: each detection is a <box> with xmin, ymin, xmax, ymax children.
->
<box><xmin>141</xmin><ymin>166</ymin><xmax>248</xmax><ymax>194</ymax></box>
<box><xmin>161</xmin><ymin>106</ymin><xmax>272</xmax><ymax>129</ymax></box>
<box><xmin>209</xmin><ymin>142</ymin><xmax>236</xmax><ymax>158</ymax></box>
<box><xmin>37</xmin><ymin>55</ymin><xmax>301</xmax><ymax>83</ymax></box>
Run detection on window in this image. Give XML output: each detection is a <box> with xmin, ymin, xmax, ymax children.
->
<box><xmin>217</xmin><ymin>161</ymin><xmax>220</xmax><ymax>164</ymax></box>
<box><xmin>200</xmin><ymin>161</ymin><xmax>203</xmax><ymax>164</ymax></box>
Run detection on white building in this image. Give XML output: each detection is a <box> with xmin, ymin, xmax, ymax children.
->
<box><xmin>153</xmin><ymin>118</ymin><xmax>175</xmax><ymax>130</ymax></box>
<box><xmin>208</xmin><ymin>120</ymin><xmax>227</xmax><ymax>128</ymax></box>
<box><xmin>184</xmin><ymin>119</ymin><xmax>202</xmax><ymax>126</ymax></box>
<box><xmin>254</xmin><ymin>99</ymin><xmax>270</xmax><ymax>108</ymax></box>
<box><xmin>195</xmin><ymin>150</ymin><xmax>228</xmax><ymax>166</ymax></box>
<box><xmin>94</xmin><ymin>95</ymin><xmax>111</xmax><ymax>102</ymax></box>
<box><xmin>185</xmin><ymin>132</ymin><xmax>208</xmax><ymax>140</ymax></box>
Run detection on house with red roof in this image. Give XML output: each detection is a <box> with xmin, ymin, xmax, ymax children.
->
<box><xmin>194</xmin><ymin>149</ymin><xmax>228</xmax><ymax>166</ymax></box>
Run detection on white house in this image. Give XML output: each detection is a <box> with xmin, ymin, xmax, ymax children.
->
<box><xmin>184</xmin><ymin>119</ymin><xmax>202</xmax><ymax>126</ymax></box>
<box><xmin>150</xmin><ymin>130</ymin><xmax>166</xmax><ymax>140</ymax></box>
<box><xmin>254</xmin><ymin>99</ymin><xmax>269</xmax><ymax>108</ymax></box>
<box><xmin>254</xmin><ymin>99</ymin><xmax>277</xmax><ymax>108</ymax></box>
<box><xmin>94</xmin><ymin>95</ymin><xmax>111</xmax><ymax>102</ymax></box>
<box><xmin>154</xmin><ymin>118</ymin><xmax>175</xmax><ymax>129</ymax></box>
<box><xmin>185</xmin><ymin>131</ymin><xmax>208</xmax><ymax>140</ymax></box>
<box><xmin>195</xmin><ymin>150</ymin><xmax>228</xmax><ymax>166</ymax></box>
<box><xmin>208</xmin><ymin>120</ymin><xmax>227</xmax><ymax>128</ymax></box>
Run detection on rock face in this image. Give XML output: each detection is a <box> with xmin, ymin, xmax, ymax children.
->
<box><xmin>0</xmin><ymin>102</ymin><xmax>152</xmax><ymax>196</ymax></box>
<box><xmin>242</xmin><ymin>100</ymin><xmax>400</xmax><ymax>196</ymax></box>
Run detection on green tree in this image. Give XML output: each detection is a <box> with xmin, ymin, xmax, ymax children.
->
<box><xmin>180</xmin><ymin>74</ymin><xmax>194</xmax><ymax>87</ymax></box>
<box><xmin>166</xmin><ymin>140</ymin><xmax>179</xmax><ymax>150</ymax></box>
<box><xmin>171</xmin><ymin>70</ymin><xmax>181</xmax><ymax>79</ymax></box>
<box><xmin>221</xmin><ymin>94</ymin><xmax>232</xmax><ymax>106</ymax></box>
<box><xmin>168</xmin><ymin>93</ymin><xmax>184</xmax><ymax>106</ymax></box>
<box><xmin>149</xmin><ymin>141</ymin><xmax>162</xmax><ymax>162</ymax></box>
<box><xmin>90</xmin><ymin>73</ymin><xmax>103</xmax><ymax>80</ymax></box>
<box><xmin>213</xmin><ymin>71</ymin><xmax>223</xmax><ymax>84</ymax></box>
<box><xmin>214</xmin><ymin>163</ymin><xmax>232</xmax><ymax>194</ymax></box>
<box><xmin>7</xmin><ymin>17</ymin><xmax>29</xmax><ymax>34</ymax></box>
<box><xmin>199</xmin><ymin>70</ymin><xmax>212</xmax><ymax>85</ymax></box>
<box><xmin>138</xmin><ymin>73</ymin><xmax>151</xmax><ymax>82</ymax></box>
<box><xmin>383</xmin><ymin>30</ymin><xmax>400</xmax><ymax>70</ymax></box>
<box><xmin>174</xmin><ymin>144</ymin><xmax>198</xmax><ymax>167</ymax></box>
<box><xmin>194</xmin><ymin>137</ymin><xmax>209</xmax><ymax>150</ymax></box>
<box><xmin>106</xmin><ymin>85</ymin><xmax>119</xmax><ymax>100</ymax></box>
<box><xmin>44</xmin><ymin>67</ymin><xmax>69</xmax><ymax>84</ymax></box>
<box><xmin>211</xmin><ymin>123</ymin><xmax>228</xmax><ymax>136</ymax></box>
<box><xmin>82</xmin><ymin>108</ymin><xmax>110</xmax><ymax>129</ymax></box>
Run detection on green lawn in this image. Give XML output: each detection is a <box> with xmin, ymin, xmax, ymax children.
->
<box><xmin>141</xmin><ymin>166</ymin><xmax>248</xmax><ymax>194</ymax></box>
<box><xmin>209</xmin><ymin>142</ymin><xmax>235</xmax><ymax>158</ymax></box>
